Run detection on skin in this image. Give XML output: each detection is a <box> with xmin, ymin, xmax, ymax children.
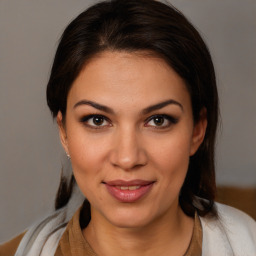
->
<box><xmin>57</xmin><ymin>51</ymin><xmax>207</xmax><ymax>256</ymax></box>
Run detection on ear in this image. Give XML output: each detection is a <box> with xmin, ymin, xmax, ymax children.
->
<box><xmin>57</xmin><ymin>111</ymin><xmax>69</xmax><ymax>156</ymax></box>
<box><xmin>190</xmin><ymin>108</ymin><xmax>207</xmax><ymax>156</ymax></box>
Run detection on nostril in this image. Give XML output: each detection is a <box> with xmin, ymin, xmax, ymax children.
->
<box><xmin>109</xmin><ymin>135</ymin><xmax>148</xmax><ymax>170</ymax></box>
<box><xmin>110</xmin><ymin>156</ymin><xmax>147</xmax><ymax>171</ymax></box>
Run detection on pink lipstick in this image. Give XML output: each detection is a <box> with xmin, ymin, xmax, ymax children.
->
<box><xmin>104</xmin><ymin>180</ymin><xmax>155</xmax><ymax>203</ymax></box>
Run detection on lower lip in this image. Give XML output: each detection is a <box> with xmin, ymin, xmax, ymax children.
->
<box><xmin>105</xmin><ymin>183</ymin><xmax>154</xmax><ymax>203</ymax></box>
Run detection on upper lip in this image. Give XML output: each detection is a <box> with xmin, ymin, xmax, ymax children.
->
<box><xmin>103</xmin><ymin>179</ymin><xmax>155</xmax><ymax>186</ymax></box>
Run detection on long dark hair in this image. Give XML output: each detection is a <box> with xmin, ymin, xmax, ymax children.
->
<box><xmin>47</xmin><ymin>0</ymin><xmax>219</xmax><ymax>217</ymax></box>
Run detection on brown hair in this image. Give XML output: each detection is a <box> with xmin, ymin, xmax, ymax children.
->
<box><xmin>47</xmin><ymin>0</ymin><xmax>218</xmax><ymax>217</ymax></box>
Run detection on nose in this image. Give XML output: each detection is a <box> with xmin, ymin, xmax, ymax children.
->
<box><xmin>109</xmin><ymin>127</ymin><xmax>148</xmax><ymax>170</ymax></box>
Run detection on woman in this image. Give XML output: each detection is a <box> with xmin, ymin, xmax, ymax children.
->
<box><xmin>1</xmin><ymin>0</ymin><xmax>255</xmax><ymax>255</ymax></box>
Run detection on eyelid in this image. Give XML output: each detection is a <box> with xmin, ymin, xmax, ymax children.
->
<box><xmin>79</xmin><ymin>114</ymin><xmax>112</xmax><ymax>129</ymax></box>
<box><xmin>144</xmin><ymin>114</ymin><xmax>179</xmax><ymax>128</ymax></box>
<box><xmin>79</xmin><ymin>113</ymin><xmax>178</xmax><ymax>130</ymax></box>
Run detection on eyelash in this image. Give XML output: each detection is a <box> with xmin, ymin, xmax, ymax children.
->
<box><xmin>145</xmin><ymin>114</ymin><xmax>179</xmax><ymax>129</ymax></box>
<box><xmin>79</xmin><ymin>114</ymin><xmax>179</xmax><ymax>129</ymax></box>
<box><xmin>80</xmin><ymin>114</ymin><xmax>111</xmax><ymax>129</ymax></box>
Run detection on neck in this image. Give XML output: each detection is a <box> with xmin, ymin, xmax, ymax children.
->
<box><xmin>83</xmin><ymin>204</ymin><xmax>194</xmax><ymax>256</ymax></box>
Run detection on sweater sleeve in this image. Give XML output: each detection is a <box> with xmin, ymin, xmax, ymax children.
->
<box><xmin>201</xmin><ymin>203</ymin><xmax>256</xmax><ymax>255</ymax></box>
<box><xmin>0</xmin><ymin>232</ymin><xmax>26</xmax><ymax>256</ymax></box>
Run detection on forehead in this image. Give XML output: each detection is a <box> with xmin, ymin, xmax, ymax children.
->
<box><xmin>68</xmin><ymin>51</ymin><xmax>191</xmax><ymax>111</ymax></box>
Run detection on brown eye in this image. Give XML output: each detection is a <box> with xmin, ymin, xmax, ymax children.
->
<box><xmin>145</xmin><ymin>114</ymin><xmax>178</xmax><ymax>129</ymax></box>
<box><xmin>92</xmin><ymin>116</ymin><xmax>104</xmax><ymax>126</ymax></box>
<box><xmin>152</xmin><ymin>116</ymin><xmax>164</xmax><ymax>126</ymax></box>
<box><xmin>80</xmin><ymin>114</ymin><xmax>111</xmax><ymax>128</ymax></box>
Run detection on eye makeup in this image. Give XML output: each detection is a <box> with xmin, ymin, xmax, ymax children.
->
<box><xmin>79</xmin><ymin>114</ymin><xmax>112</xmax><ymax>129</ymax></box>
<box><xmin>145</xmin><ymin>114</ymin><xmax>179</xmax><ymax>129</ymax></box>
<box><xmin>79</xmin><ymin>112</ymin><xmax>179</xmax><ymax>131</ymax></box>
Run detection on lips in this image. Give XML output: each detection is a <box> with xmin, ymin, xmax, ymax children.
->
<box><xmin>103</xmin><ymin>180</ymin><xmax>155</xmax><ymax>203</ymax></box>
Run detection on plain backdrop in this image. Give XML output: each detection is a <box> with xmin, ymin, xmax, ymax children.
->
<box><xmin>0</xmin><ymin>0</ymin><xmax>255</xmax><ymax>243</ymax></box>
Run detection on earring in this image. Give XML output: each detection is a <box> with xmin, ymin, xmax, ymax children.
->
<box><xmin>66</xmin><ymin>152</ymin><xmax>71</xmax><ymax>160</ymax></box>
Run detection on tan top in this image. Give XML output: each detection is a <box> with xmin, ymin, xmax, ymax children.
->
<box><xmin>0</xmin><ymin>232</ymin><xmax>26</xmax><ymax>256</ymax></box>
<box><xmin>55</xmin><ymin>207</ymin><xmax>202</xmax><ymax>256</ymax></box>
<box><xmin>0</xmin><ymin>208</ymin><xmax>202</xmax><ymax>256</ymax></box>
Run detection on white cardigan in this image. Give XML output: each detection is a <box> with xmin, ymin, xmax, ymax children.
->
<box><xmin>15</xmin><ymin>188</ymin><xmax>256</xmax><ymax>256</ymax></box>
<box><xmin>200</xmin><ymin>203</ymin><xmax>256</xmax><ymax>255</ymax></box>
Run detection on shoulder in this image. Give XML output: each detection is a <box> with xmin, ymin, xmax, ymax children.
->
<box><xmin>200</xmin><ymin>203</ymin><xmax>256</xmax><ymax>255</ymax></box>
<box><xmin>216</xmin><ymin>202</ymin><xmax>256</xmax><ymax>228</ymax></box>
<box><xmin>0</xmin><ymin>232</ymin><xmax>26</xmax><ymax>256</ymax></box>
<box><xmin>216</xmin><ymin>202</ymin><xmax>256</xmax><ymax>240</ymax></box>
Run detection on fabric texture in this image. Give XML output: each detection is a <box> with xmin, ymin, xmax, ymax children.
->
<box><xmin>200</xmin><ymin>203</ymin><xmax>256</xmax><ymax>255</ymax></box>
<box><xmin>0</xmin><ymin>206</ymin><xmax>202</xmax><ymax>256</ymax></box>
<box><xmin>14</xmin><ymin>184</ymin><xmax>85</xmax><ymax>256</ymax></box>
<box><xmin>0</xmin><ymin>232</ymin><xmax>26</xmax><ymax>256</ymax></box>
<box><xmin>1</xmin><ymin>198</ymin><xmax>256</xmax><ymax>255</ymax></box>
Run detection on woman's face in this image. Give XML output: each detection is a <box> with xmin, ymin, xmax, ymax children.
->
<box><xmin>58</xmin><ymin>51</ymin><xmax>206</xmax><ymax>228</ymax></box>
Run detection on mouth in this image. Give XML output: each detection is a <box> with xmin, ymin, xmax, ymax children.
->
<box><xmin>103</xmin><ymin>180</ymin><xmax>155</xmax><ymax>203</ymax></box>
<box><xmin>114</xmin><ymin>185</ymin><xmax>142</xmax><ymax>191</ymax></box>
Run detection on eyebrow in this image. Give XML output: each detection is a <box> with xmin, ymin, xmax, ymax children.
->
<box><xmin>73</xmin><ymin>100</ymin><xmax>114</xmax><ymax>114</ymax></box>
<box><xmin>141</xmin><ymin>99</ymin><xmax>183</xmax><ymax>114</ymax></box>
<box><xmin>73</xmin><ymin>99</ymin><xmax>183</xmax><ymax>114</ymax></box>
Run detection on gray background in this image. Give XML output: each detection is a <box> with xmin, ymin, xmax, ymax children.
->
<box><xmin>0</xmin><ymin>0</ymin><xmax>255</xmax><ymax>243</ymax></box>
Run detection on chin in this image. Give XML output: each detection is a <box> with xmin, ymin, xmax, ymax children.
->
<box><xmin>109</xmin><ymin>217</ymin><xmax>151</xmax><ymax>229</ymax></box>
<box><xmin>103</xmin><ymin>206</ymin><xmax>157</xmax><ymax>229</ymax></box>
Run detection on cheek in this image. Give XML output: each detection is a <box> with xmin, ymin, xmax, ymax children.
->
<box><xmin>67</xmin><ymin>129</ymin><xmax>110</xmax><ymax>188</ymax></box>
<box><xmin>68</xmin><ymin>137</ymin><xmax>106</xmax><ymax>201</ymax></box>
<box><xmin>149</xmin><ymin>131</ymin><xmax>192</xmax><ymax>184</ymax></box>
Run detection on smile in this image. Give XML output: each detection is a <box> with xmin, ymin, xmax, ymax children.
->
<box><xmin>116</xmin><ymin>185</ymin><xmax>141</xmax><ymax>191</ymax></box>
<box><xmin>103</xmin><ymin>180</ymin><xmax>155</xmax><ymax>203</ymax></box>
